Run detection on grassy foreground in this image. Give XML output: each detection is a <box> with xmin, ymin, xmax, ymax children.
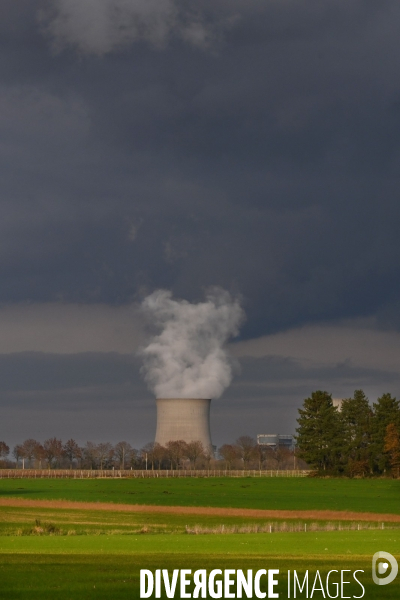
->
<box><xmin>0</xmin><ymin>532</ymin><xmax>399</xmax><ymax>599</ymax></box>
<box><xmin>1</xmin><ymin>479</ymin><xmax>399</xmax><ymax>598</ymax></box>
<box><xmin>1</xmin><ymin>477</ymin><xmax>399</xmax><ymax>514</ymax></box>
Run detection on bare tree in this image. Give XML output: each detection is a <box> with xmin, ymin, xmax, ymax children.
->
<box><xmin>96</xmin><ymin>442</ymin><xmax>113</xmax><ymax>469</ymax></box>
<box><xmin>43</xmin><ymin>438</ymin><xmax>64</xmax><ymax>468</ymax></box>
<box><xmin>275</xmin><ymin>446</ymin><xmax>293</xmax><ymax>470</ymax></box>
<box><xmin>63</xmin><ymin>439</ymin><xmax>82</xmax><ymax>468</ymax></box>
<box><xmin>129</xmin><ymin>448</ymin><xmax>139</xmax><ymax>469</ymax></box>
<box><xmin>21</xmin><ymin>439</ymin><xmax>41</xmax><ymax>468</ymax></box>
<box><xmin>165</xmin><ymin>440</ymin><xmax>188</xmax><ymax>469</ymax></box>
<box><xmin>185</xmin><ymin>441</ymin><xmax>204</xmax><ymax>469</ymax></box>
<box><xmin>140</xmin><ymin>442</ymin><xmax>156</xmax><ymax>470</ymax></box>
<box><xmin>114</xmin><ymin>441</ymin><xmax>132</xmax><ymax>469</ymax></box>
<box><xmin>218</xmin><ymin>444</ymin><xmax>239</xmax><ymax>469</ymax></box>
<box><xmin>263</xmin><ymin>446</ymin><xmax>278</xmax><ymax>469</ymax></box>
<box><xmin>139</xmin><ymin>442</ymin><xmax>166</xmax><ymax>470</ymax></box>
<box><xmin>83</xmin><ymin>442</ymin><xmax>98</xmax><ymax>469</ymax></box>
<box><xmin>203</xmin><ymin>447</ymin><xmax>214</xmax><ymax>468</ymax></box>
<box><xmin>253</xmin><ymin>444</ymin><xmax>268</xmax><ymax>470</ymax></box>
<box><xmin>13</xmin><ymin>444</ymin><xmax>25</xmax><ymax>468</ymax></box>
<box><xmin>152</xmin><ymin>443</ymin><xmax>165</xmax><ymax>469</ymax></box>
<box><xmin>0</xmin><ymin>441</ymin><xmax>10</xmax><ymax>460</ymax></box>
<box><xmin>33</xmin><ymin>443</ymin><xmax>45</xmax><ymax>468</ymax></box>
<box><xmin>235</xmin><ymin>436</ymin><xmax>257</xmax><ymax>468</ymax></box>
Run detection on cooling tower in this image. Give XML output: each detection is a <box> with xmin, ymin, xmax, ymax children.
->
<box><xmin>155</xmin><ymin>398</ymin><xmax>213</xmax><ymax>450</ymax></box>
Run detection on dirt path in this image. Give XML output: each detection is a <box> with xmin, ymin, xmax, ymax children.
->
<box><xmin>0</xmin><ymin>498</ymin><xmax>399</xmax><ymax>522</ymax></box>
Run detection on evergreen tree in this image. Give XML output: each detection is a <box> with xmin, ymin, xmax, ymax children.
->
<box><xmin>384</xmin><ymin>424</ymin><xmax>400</xmax><ymax>478</ymax></box>
<box><xmin>340</xmin><ymin>390</ymin><xmax>373</xmax><ymax>476</ymax></box>
<box><xmin>296</xmin><ymin>390</ymin><xmax>342</xmax><ymax>472</ymax></box>
<box><xmin>371</xmin><ymin>393</ymin><xmax>400</xmax><ymax>473</ymax></box>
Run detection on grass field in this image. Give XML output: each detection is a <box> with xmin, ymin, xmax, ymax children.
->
<box><xmin>0</xmin><ymin>532</ymin><xmax>399</xmax><ymax>599</ymax></box>
<box><xmin>1</xmin><ymin>529</ymin><xmax>399</xmax><ymax>555</ymax></box>
<box><xmin>1</xmin><ymin>477</ymin><xmax>399</xmax><ymax>514</ymax></box>
<box><xmin>2</xmin><ymin>504</ymin><xmax>398</xmax><ymax>537</ymax></box>
<box><xmin>1</xmin><ymin>478</ymin><xmax>399</xmax><ymax>598</ymax></box>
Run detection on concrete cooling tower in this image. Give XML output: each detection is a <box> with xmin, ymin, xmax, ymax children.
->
<box><xmin>155</xmin><ymin>398</ymin><xmax>213</xmax><ymax>450</ymax></box>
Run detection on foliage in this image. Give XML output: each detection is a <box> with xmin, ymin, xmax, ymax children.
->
<box><xmin>340</xmin><ymin>390</ymin><xmax>373</xmax><ymax>476</ymax></box>
<box><xmin>297</xmin><ymin>389</ymin><xmax>400</xmax><ymax>476</ymax></box>
<box><xmin>384</xmin><ymin>423</ymin><xmax>400</xmax><ymax>477</ymax></box>
<box><xmin>296</xmin><ymin>391</ymin><xmax>342</xmax><ymax>472</ymax></box>
<box><xmin>371</xmin><ymin>393</ymin><xmax>400</xmax><ymax>472</ymax></box>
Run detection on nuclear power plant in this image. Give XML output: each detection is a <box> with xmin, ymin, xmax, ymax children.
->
<box><xmin>154</xmin><ymin>398</ymin><xmax>213</xmax><ymax>451</ymax></box>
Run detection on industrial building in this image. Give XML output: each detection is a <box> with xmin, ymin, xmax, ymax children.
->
<box><xmin>257</xmin><ymin>434</ymin><xmax>295</xmax><ymax>450</ymax></box>
<box><xmin>154</xmin><ymin>398</ymin><xmax>213</xmax><ymax>451</ymax></box>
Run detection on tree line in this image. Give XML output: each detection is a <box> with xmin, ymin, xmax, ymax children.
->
<box><xmin>296</xmin><ymin>390</ymin><xmax>400</xmax><ymax>477</ymax></box>
<box><xmin>0</xmin><ymin>436</ymin><xmax>303</xmax><ymax>471</ymax></box>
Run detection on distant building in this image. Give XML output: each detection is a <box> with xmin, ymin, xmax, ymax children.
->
<box><xmin>332</xmin><ymin>398</ymin><xmax>343</xmax><ymax>411</ymax></box>
<box><xmin>257</xmin><ymin>434</ymin><xmax>294</xmax><ymax>450</ymax></box>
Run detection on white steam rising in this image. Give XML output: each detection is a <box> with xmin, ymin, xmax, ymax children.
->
<box><xmin>41</xmin><ymin>0</ymin><xmax>218</xmax><ymax>55</ymax></box>
<box><xmin>139</xmin><ymin>288</ymin><xmax>244</xmax><ymax>399</ymax></box>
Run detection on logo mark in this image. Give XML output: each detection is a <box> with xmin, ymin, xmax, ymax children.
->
<box><xmin>372</xmin><ymin>552</ymin><xmax>398</xmax><ymax>585</ymax></box>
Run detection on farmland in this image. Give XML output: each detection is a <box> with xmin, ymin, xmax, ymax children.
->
<box><xmin>0</xmin><ymin>477</ymin><xmax>399</xmax><ymax>514</ymax></box>
<box><xmin>1</xmin><ymin>532</ymin><xmax>399</xmax><ymax>599</ymax></box>
<box><xmin>0</xmin><ymin>478</ymin><xmax>399</xmax><ymax>598</ymax></box>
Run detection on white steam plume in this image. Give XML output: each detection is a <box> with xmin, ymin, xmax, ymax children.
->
<box><xmin>139</xmin><ymin>288</ymin><xmax>245</xmax><ymax>399</ymax></box>
<box><xmin>40</xmin><ymin>0</ymin><xmax>219</xmax><ymax>55</ymax></box>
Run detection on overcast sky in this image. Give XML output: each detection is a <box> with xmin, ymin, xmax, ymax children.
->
<box><xmin>1</xmin><ymin>0</ymin><xmax>400</xmax><ymax>450</ymax></box>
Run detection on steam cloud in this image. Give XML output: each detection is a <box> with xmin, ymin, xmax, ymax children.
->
<box><xmin>139</xmin><ymin>288</ymin><xmax>244</xmax><ymax>399</ymax></box>
<box><xmin>41</xmin><ymin>0</ymin><xmax>219</xmax><ymax>55</ymax></box>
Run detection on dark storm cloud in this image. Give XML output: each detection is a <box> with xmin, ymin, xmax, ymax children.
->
<box><xmin>1</xmin><ymin>1</ymin><xmax>400</xmax><ymax>335</ymax></box>
<box><xmin>3</xmin><ymin>0</ymin><xmax>400</xmax><ymax>449</ymax></box>
<box><xmin>0</xmin><ymin>352</ymin><xmax>140</xmax><ymax>393</ymax></box>
<box><xmin>0</xmin><ymin>0</ymin><xmax>400</xmax><ymax>335</ymax></box>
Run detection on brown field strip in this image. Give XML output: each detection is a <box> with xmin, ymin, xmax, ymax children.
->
<box><xmin>0</xmin><ymin>498</ymin><xmax>399</xmax><ymax>522</ymax></box>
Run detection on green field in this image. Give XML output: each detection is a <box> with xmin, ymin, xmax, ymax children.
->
<box><xmin>1</xmin><ymin>505</ymin><xmax>397</xmax><ymax>538</ymax></box>
<box><xmin>0</xmin><ymin>532</ymin><xmax>399</xmax><ymax>599</ymax></box>
<box><xmin>1</xmin><ymin>529</ymin><xmax>399</xmax><ymax>555</ymax></box>
<box><xmin>0</xmin><ymin>504</ymin><xmax>325</xmax><ymax>536</ymax></box>
<box><xmin>1</xmin><ymin>478</ymin><xmax>399</xmax><ymax>598</ymax></box>
<box><xmin>1</xmin><ymin>477</ymin><xmax>399</xmax><ymax>514</ymax></box>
